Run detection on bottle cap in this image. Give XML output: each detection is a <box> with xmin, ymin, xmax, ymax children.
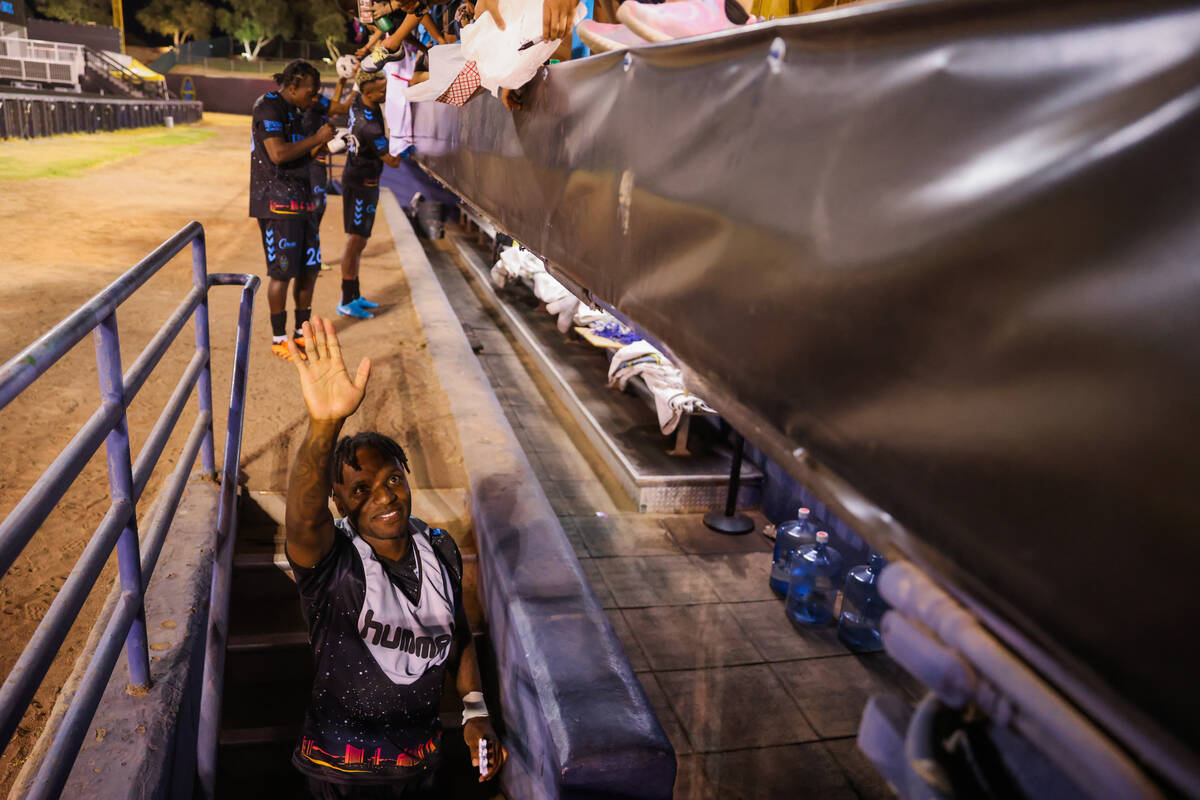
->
<box><xmin>798</xmin><ymin>507</ymin><xmax>810</xmax><ymax>519</ymax></box>
<box><xmin>816</xmin><ymin>531</ymin><xmax>829</xmax><ymax>544</ymax></box>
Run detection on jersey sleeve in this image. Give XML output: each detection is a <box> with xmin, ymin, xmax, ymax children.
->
<box><xmin>254</xmin><ymin>98</ymin><xmax>288</xmax><ymax>141</ymax></box>
<box><xmin>288</xmin><ymin>533</ymin><xmax>352</xmax><ymax>612</ymax></box>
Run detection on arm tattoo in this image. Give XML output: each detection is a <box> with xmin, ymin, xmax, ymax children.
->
<box><xmin>286</xmin><ymin>419</ymin><xmax>343</xmax><ymax>561</ymax></box>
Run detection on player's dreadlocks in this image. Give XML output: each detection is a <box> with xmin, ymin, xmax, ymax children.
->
<box><xmin>273</xmin><ymin>59</ymin><xmax>322</xmax><ymax>90</ymax></box>
<box><xmin>330</xmin><ymin>431</ymin><xmax>410</xmax><ymax>491</ymax></box>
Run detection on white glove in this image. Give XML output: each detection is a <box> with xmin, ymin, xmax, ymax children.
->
<box><xmin>326</xmin><ymin>128</ymin><xmax>355</xmax><ymax>154</ymax></box>
<box><xmin>336</xmin><ymin>54</ymin><xmax>361</xmax><ymax>80</ymax></box>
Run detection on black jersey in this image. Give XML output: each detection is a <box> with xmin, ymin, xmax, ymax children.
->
<box><xmin>249</xmin><ymin>91</ymin><xmax>315</xmax><ymax>218</ymax></box>
<box><xmin>303</xmin><ymin>93</ymin><xmax>334</xmax><ymax>211</ymax></box>
<box><xmin>288</xmin><ymin>517</ymin><xmax>469</xmax><ymax>785</ymax></box>
<box><xmin>344</xmin><ymin>95</ymin><xmax>389</xmax><ymax>188</ymax></box>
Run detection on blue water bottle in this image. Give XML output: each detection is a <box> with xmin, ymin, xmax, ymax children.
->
<box><xmin>785</xmin><ymin>531</ymin><xmax>844</xmax><ymax>628</ymax></box>
<box><xmin>769</xmin><ymin>507</ymin><xmax>817</xmax><ymax>596</ymax></box>
<box><xmin>837</xmin><ymin>553</ymin><xmax>888</xmax><ymax>652</ymax></box>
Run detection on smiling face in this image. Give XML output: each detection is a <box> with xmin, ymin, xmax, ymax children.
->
<box><xmin>333</xmin><ymin>445</ymin><xmax>412</xmax><ymax>541</ymax></box>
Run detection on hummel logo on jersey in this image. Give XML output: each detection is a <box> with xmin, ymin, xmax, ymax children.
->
<box><xmin>360</xmin><ymin>609</ymin><xmax>452</xmax><ymax>658</ymax></box>
<box><xmin>264</xmin><ymin>120</ymin><xmax>282</xmax><ymax>131</ymax></box>
<box><xmin>353</xmin><ymin>199</ymin><xmax>364</xmax><ymax>225</ymax></box>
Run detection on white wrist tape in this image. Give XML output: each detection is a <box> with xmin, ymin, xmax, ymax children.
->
<box><xmin>462</xmin><ymin>691</ymin><xmax>489</xmax><ymax>725</ymax></box>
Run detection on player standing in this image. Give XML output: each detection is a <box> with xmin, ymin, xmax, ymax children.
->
<box><xmin>249</xmin><ymin>59</ymin><xmax>335</xmax><ymax>360</ymax></box>
<box><xmin>301</xmin><ymin>75</ymin><xmax>356</xmax><ymax>271</ymax></box>
<box><xmin>337</xmin><ymin>71</ymin><xmax>403</xmax><ymax>320</ymax></box>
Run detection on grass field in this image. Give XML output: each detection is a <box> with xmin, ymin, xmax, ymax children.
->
<box><xmin>0</xmin><ymin>126</ymin><xmax>217</xmax><ymax>180</ymax></box>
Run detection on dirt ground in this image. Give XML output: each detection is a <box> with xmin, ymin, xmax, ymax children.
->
<box><xmin>0</xmin><ymin>113</ymin><xmax>468</xmax><ymax>793</ymax></box>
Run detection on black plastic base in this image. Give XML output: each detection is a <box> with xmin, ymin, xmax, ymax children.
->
<box><xmin>703</xmin><ymin>511</ymin><xmax>755</xmax><ymax>535</ymax></box>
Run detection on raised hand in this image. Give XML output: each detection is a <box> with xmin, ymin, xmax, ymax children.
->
<box><xmin>288</xmin><ymin>317</ymin><xmax>371</xmax><ymax>422</ymax></box>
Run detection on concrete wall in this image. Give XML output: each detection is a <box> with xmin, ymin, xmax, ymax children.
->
<box><xmin>164</xmin><ymin>73</ymin><xmax>275</xmax><ymax>115</ymax></box>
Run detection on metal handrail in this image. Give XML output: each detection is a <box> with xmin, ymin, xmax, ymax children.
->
<box><xmin>0</xmin><ymin>222</ymin><xmax>258</xmax><ymax>799</ymax></box>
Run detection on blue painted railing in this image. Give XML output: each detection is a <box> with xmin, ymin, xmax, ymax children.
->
<box><xmin>0</xmin><ymin>222</ymin><xmax>258</xmax><ymax>799</ymax></box>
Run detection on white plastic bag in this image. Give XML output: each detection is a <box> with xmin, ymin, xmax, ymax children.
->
<box><xmin>462</xmin><ymin>0</ymin><xmax>587</xmax><ymax>95</ymax></box>
<box><xmin>404</xmin><ymin>43</ymin><xmax>469</xmax><ymax>103</ymax></box>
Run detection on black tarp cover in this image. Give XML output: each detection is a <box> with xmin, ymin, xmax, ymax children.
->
<box><xmin>409</xmin><ymin>0</ymin><xmax>1200</xmax><ymax>791</ymax></box>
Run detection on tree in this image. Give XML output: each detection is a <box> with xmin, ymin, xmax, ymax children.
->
<box><xmin>216</xmin><ymin>0</ymin><xmax>294</xmax><ymax>59</ymax></box>
<box><xmin>35</xmin><ymin>0</ymin><xmax>111</xmax><ymax>26</ymax></box>
<box><xmin>136</xmin><ymin>0</ymin><xmax>214</xmax><ymax>47</ymax></box>
<box><xmin>306</xmin><ymin>0</ymin><xmax>347</xmax><ymax>56</ymax></box>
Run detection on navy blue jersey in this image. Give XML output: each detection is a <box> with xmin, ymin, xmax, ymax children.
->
<box><xmin>344</xmin><ymin>95</ymin><xmax>389</xmax><ymax>188</ymax></box>
<box><xmin>249</xmin><ymin>92</ymin><xmax>314</xmax><ymax>218</ymax></box>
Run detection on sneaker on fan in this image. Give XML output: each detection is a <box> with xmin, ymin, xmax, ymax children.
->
<box><xmin>356</xmin><ymin>296</ymin><xmax>379</xmax><ymax>309</ymax></box>
<box><xmin>617</xmin><ymin>0</ymin><xmax>748</xmax><ymax>43</ymax></box>
<box><xmin>337</xmin><ymin>299</ymin><xmax>375</xmax><ymax>319</ymax></box>
<box><xmin>360</xmin><ymin>46</ymin><xmax>403</xmax><ymax>73</ymax></box>
<box><xmin>577</xmin><ymin>19</ymin><xmax>649</xmax><ymax>52</ymax></box>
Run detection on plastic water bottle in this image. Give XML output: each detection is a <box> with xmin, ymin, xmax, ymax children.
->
<box><xmin>785</xmin><ymin>531</ymin><xmax>844</xmax><ymax>627</ymax></box>
<box><xmin>769</xmin><ymin>508</ymin><xmax>818</xmax><ymax>596</ymax></box>
<box><xmin>837</xmin><ymin>554</ymin><xmax>888</xmax><ymax>652</ymax></box>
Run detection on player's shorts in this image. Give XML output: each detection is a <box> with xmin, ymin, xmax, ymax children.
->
<box><xmin>343</xmin><ymin>180</ymin><xmax>381</xmax><ymax>238</ymax></box>
<box><xmin>258</xmin><ymin>216</ymin><xmax>321</xmax><ymax>281</ymax></box>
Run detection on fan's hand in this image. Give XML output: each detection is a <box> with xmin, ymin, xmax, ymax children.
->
<box><xmin>288</xmin><ymin>317</ymin><xmax>371</xmax><ymax>422</ymax></box>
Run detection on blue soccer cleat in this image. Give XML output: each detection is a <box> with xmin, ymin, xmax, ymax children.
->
<box><xmin>337</xmin><ymin>300</ymin><xmax>374</xmax><ymax>319</ymax></box>
<box><xmin>356</xmin><ymin>296</ymin><xmax>379</xmax><ymax>309</ymax></box>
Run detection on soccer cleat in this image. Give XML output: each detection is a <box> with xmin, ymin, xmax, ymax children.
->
<box><xmin>617</xmin><ymin>0</ymin><xmax>751</xmax><ymax>43</ymax></box>
<box><xmin>271</xmin><ymin>342</ymin><xmax>294</xmax><ymax>361</ymax></box>
<box><xmin>360</xmin><ymin>46</ymin><xmax>403</xmax><ymax>73</ymax></box>
<box><xmin>355</xmin><ymin>296</ymin><xmax>379</xmax><ymax>309</ymax></box>
<box><xmin>577</xmin><ymin>19</ymin><xmax>649</xmax><ymax>52</ymax></box>
<box><xmin>293</xmin><ymin>336</ymin><xmax>308</xmax><ymax>355</ymax></box>
<box><xmin>337</xmin><ymin>300</ymin><xmax>375</xmax><ymax>319</ymax></box>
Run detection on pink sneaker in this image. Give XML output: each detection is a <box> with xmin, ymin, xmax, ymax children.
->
<box><xmin>617</xmin><ymin>0</ymin><xmax>750</xmax><ymax>43</ymax></box>
<box><xmin>577</xmin><ymin>19</ymin><xmax>650</xmax><ymax>52</ymax></box>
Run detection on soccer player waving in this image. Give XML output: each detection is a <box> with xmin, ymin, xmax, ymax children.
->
<box><xmin>284</xmin><ymin>318</ymin><xmax>506</xmax><ymax>797</ymax></box>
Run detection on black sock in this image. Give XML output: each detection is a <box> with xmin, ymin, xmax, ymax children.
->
<box><xmin>294</xmin><ymin>307</ymin><xmax>311</xmax><ymax>337</ymax></box>
<box><xmin>270</xmin><ymin>311</ymin><xmax>287</xmax><ymax>339</ymax></box>
<box><xmin>341</xmin><ymin>279</ymin><xmax>360</xmax><ymax>305</ymax></box>
<box><xmin>724</xmin><ymin>0</ymin><xmax>749</xmax><ymax>24</ymax></box>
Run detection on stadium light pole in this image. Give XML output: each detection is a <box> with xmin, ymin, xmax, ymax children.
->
<box><xmin>112</xmin><ymin>0</ymin><xmax>125</xmax><ymax>53</ymax></box>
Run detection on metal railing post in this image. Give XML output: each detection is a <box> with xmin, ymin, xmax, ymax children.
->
<box><xmin>196</xmin><ymin>276</ymin><xmax>258</xmax><ymax>799</ymax></box>
<box><xmin>93</xmin><ymin>314</ymin><xmax>151</xmax><ymax>692</ymax></box>
<box><xmin>191</xmin><ymin>233</ymin><xmax>216</xmax><ymax>476</ymax></box>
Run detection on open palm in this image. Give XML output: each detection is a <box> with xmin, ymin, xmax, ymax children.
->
<box><xmin>289</xmin><ymin>317</ymin><xmax>371</xmax><ymax>421</ymax></box>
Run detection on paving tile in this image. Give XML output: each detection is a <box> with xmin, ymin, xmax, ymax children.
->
<box><xmin>674</xmin><ymin>755</ymin><xmax>718</xmax><ymax>800</ymax></box>
<box><xmin>623</xmin><ymin>604</ymin><xmax>760</xmax><ymax>671</ymax></box>
<box><xmin>636</xmin><ymin>672</ymin><xmax>693</xmax><ymax>756</ymax></box>
<box><xmin>728</xmin><ymin>600</ymin><xmax>847</xmax><ymax>662</ymax></box>
<box><xmin>689</xmin><ymin>553</ymin><xmax>777</xmax><ymax>602</ymax></box>
<box><xmin>595</xmin><ymin>556</ymin><xmax>720</xmax><ymax>608</ymax></box>
<box><xmin>530</xmin><ymin>445</ymin><xmax>596</xmax><ymax>481</ymax></box>
<box><xmin>556</xmin><ymin>516</ymin><xmax>590</xmax><ymax>558</ymax></box>
<box><xmin>578</xmin><ymin>558</ymin><xmax>615</xmax><ymax>608</ymax></box>
<box><xmin>566</xmin><ymin>514</ymin><xmax>681</xmax><ymax>557</ymax></box>
<box><xmin>824</xmin><ymin>738</ymin><xmax>898</xmax><ymax>799</ymax></box>
<box><xmin>662</xmin><ymin>515</ymin><xmax>774</xmax><ymax>555</ymax></box>
<box><xmin>544</xmin><ymin>480</ymin><xmax>619</xmax><ymax>515</ymax></box>
<box><xmin>656</xmin><ymin>664</ymin><xmax>817</xmax><ymax>752</ymax></box>
<box><xmin>605</xmin><ymin>609</ymin><xmax>650</xmax><ymax>671</ymax></box>
<box><xmin>771</xmin><ymin>655</ymin><xmax>916</xmax><ymax>738</ymax></box>
<box><xmin>703</xmin><ymin>743</ymin><xmax>856</xmax><ymax>800</ymax></box>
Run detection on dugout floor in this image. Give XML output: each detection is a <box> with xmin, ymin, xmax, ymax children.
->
<box><xmin>421</xmin><ymin>224</ymin><xmax>918</xmax><ymax>800</ymax></box>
